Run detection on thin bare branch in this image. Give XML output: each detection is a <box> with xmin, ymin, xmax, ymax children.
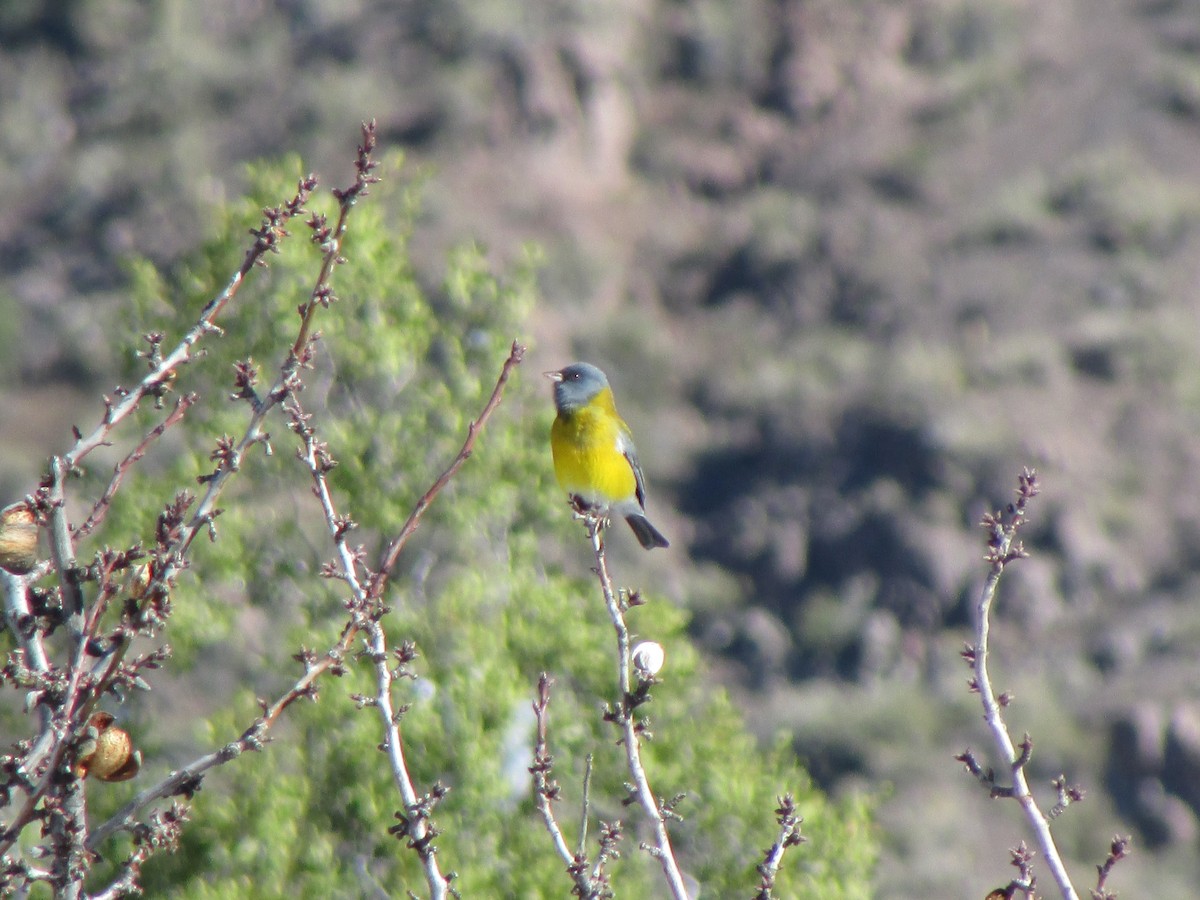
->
<box><xmin>967</xmin><ymin>470</ymin><xmax>1082</xmax><ymax>900</ymax></box>
<box><xmin>530</xmin><ymin>673</ymin><xmax>613</xmax><ymax>899</ymax></box>
<box><xmin>586</xmin><ymin>517</ymin><xmax>690</xmax><ymax>900</ymax></box>
<box><xmin>752</xmin><ymin>794</ymin><xmax>806</xmax><ymax>899</ymax></box>
<box><xmin>86</xmin><ymin>628</ymin><xmax>354</xmax><ymax>851</ymax></box>
<box><xmin>369</xmin><ymin>340</ymin><xmax>526</xmax><ymax>595</ymax></box>
<box><xmin>282</xmin><ymin>342</ymin><xmax>527</xmax><ymax>900</ymax></box>
<box><xmin>74</xmin><ymin>393</ymin><xmax>198</xmax><ymax>540</ymax></box>
<box><xmin>61</xmin><ymin>175</ymin><xmax>318</xmax><ymax>476</ymax></box>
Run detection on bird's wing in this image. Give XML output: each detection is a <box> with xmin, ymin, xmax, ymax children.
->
<box><xmin>616</xmin><ymin>426</ymin><xmax>648</xmax><ymax>510</ymax></box>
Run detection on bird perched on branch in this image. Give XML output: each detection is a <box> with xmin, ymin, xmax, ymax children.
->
<box><xmin>545</xmin><ymin>362</ymin><xmax>669</xmax><ymax>550</ymax></box>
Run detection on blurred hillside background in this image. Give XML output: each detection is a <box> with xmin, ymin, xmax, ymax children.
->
<box><xmin>3</xmin><ymin>0</ymin><xmax>1200</xmax><ymax>895</ymax></box>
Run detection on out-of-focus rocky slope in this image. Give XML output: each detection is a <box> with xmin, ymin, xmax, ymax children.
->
<box><xmin>4</xmin><ymin>0</ymin><xmax>1200</xmax><ymax>894</ymax></box>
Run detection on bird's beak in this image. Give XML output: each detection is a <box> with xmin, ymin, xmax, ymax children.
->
<box><xmin>543</xmin><ymin>370</ymin><xmax>563</xmax><ymax>382</ymax></box>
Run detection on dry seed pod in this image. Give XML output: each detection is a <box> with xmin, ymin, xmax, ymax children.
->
<box><xmin>73</xmin><ymin>711</ymin><xmax>142</xmax><ymax>782</ymax></box>
<box><xmin>0</xmin><ymin>502</ymin><xmax>38</xmax><ymax>574</ymax></box>
<box><xmin>632</xmin><ymin>640</ymin><xmax>666</xmax><ymax>678</ymax></box>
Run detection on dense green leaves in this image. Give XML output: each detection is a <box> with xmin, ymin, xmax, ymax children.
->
<box><xmin>79</xmin><ymin>159</ymin><xmax>874</xmax><ymax>898</ymax></box>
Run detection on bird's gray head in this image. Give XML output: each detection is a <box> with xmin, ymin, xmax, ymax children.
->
<box><xmin>545</xmin><ymin>362</ymin><xmax>610</xmax><ymax>413</ymax></box>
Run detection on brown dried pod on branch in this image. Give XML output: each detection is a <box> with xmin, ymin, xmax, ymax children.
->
<box><xmin>73</xmin><ymin>711</ymin><xmax>142</xmax><ymax>782</ymax></box>
<box><xmin>0</xmin><ymin>502</ymin><xmax>38</xmax><ymax>574</ymax></box>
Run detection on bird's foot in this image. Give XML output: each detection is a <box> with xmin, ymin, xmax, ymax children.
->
<box><xmin>568</xmin><ymin>495</ymin><xmax>609</xmax><ymax>532</ymax></box>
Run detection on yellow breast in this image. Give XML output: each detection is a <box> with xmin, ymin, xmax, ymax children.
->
<box><xmin>550</xmin><ymin>392</ymin><xmax>637</xmax><ymax>505</ymax></box>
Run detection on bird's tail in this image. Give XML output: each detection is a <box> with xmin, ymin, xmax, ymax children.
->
<box><xmin>625</xmin><ymin>514</ymin><xmax>669</xmax><ymax>550</ymax></box>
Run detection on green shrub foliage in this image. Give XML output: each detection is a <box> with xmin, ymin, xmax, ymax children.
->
<box><xmin>46</xmin><ymin>154</ymin><xmax>874</xmax><ymax>898</ymax></box>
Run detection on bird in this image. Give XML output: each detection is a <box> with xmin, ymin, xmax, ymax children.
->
<box><xmin>545</xmin><ymin>362</ymin><xmax>669</xmax><ymax>550</ymax></box>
